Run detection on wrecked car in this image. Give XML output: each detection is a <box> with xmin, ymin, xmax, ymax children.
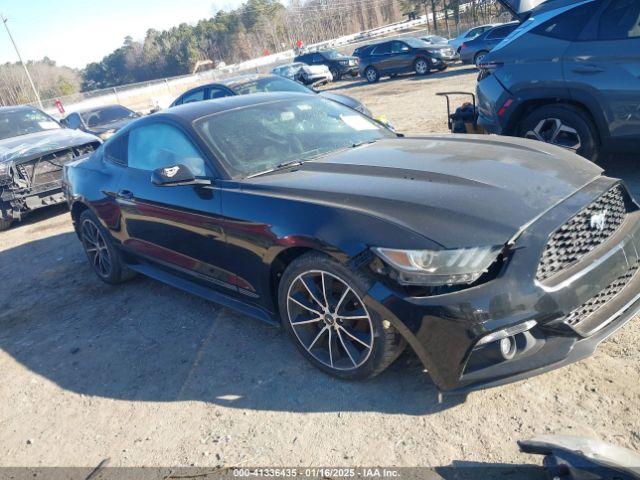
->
<box><xmin>64</xmin><ymin>93</ymin><xmax>640</xmax><ymax>393</ymax></box>
<box><xmin>0</xmin><ymin>105</ymin><xmax>100</xmax><ymax>230</ymax></box>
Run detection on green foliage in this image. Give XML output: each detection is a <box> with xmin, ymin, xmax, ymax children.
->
<box><xmin>81</xmin><ymin>0</ymin><xmax>287</xmax><ymax>90</ymax></box>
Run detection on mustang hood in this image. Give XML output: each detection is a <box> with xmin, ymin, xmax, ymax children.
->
<box><xmin>245</xmin><ymin>136</ymin><xmax>603</xmax><ymax>248</ymax></box>
<box><xmin>0</xmin><ymin>129</ymin><xmax>100</xmax><ymax>164</ymax></box>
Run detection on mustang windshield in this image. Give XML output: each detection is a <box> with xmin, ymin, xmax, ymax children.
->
<box><xmin>0</xmin><ymin>107</ymin><xmax>60</xmax><ymax>141</ymax></box>
<box><xmin>196</xmin><ymin>97</ymin><xmax>394</xmax><ymax>178</ymax></box>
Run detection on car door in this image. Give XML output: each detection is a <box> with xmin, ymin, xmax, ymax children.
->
<box><xmin>564</xmin><ymin>0</ymin><xmax>640</xmax><ymax>150</ymax></box>
<box><xmin>369</xmin><ymin>42</ymin><xmax>392</xmax><ymax>72</ymax></box>
<box><xmin>114</xmin><ymin>120</ymin><xmax>233</xmax><ymax>292</ymax></box>
<box><xmin>389</xmin><ymin>41</ymin><xmax>414</xmax><ymax>72</ymax></box>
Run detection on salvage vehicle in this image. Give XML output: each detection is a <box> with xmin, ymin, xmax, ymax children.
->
<box><xmin>0</xmin><ymin>105</ymin><xmax>100</xmax><ymax>230</ymax></box>
<box><xmin>64</xmin><ymin>92</ymin><xmax>640</xmax><ymax>393</ymax></box>
<box><xmin>169</xmin><ymin>74</ymin><xmax>371</xmax><ymax>117</ymax></box>
<box><xmin>477</xmin><ymin>0</ymin><xmax>640</xmax><ymax>161</ymax></box>
<box><xmin>271</xmin><ymin>62</ymin><xmax>333</xmax><ymax>86</ymax></box>
<box><xmin>358</xmin><ymin>37</ymin><xmax>457</xmax><ymax>83</ymax></box>
<box><xmin>294</xmin><ymin>49</ymin><xmax>359</xmax><ymax>81</ymax></box>
<box><xmin>459</xmin><ymin>22</ymin><xmax>519</xmax><ymax>66</ymax></box>
<box><xmin>62</xmin><ymin>105</ymin><xmax>140</xmax><ymax>140</ymax></box>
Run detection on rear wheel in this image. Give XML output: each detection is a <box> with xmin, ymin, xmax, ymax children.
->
<box><xmin>517</xmin><ymin>104</ymin><xmax>599</xmax><ymax>161</ymax></box>
<box><xmin>364</xmin><ymin>66</ymin><xmax>379</xmax><ymax>83</ymax></box>
<box><xmin>79</xmin><ymin>209</ymin><xmax>136</xmax><ymax>284</ymax></box>
<box><xmin>278</xmin><ymin>252</ymin><xmax>406</xmax><ymax>380</ymax></box>
<box><xmin>414</xmin><ymin>57</ymin><xmax>430</xmax><ymax>76</ymax></box>
<box><xmin>0</xmin><ymin>217</ymin><xmax>13</xmax><ymax>231</ymax></box>
<box><xmin>474</xmin><ymin>50</ymin><xmax>488</xmax><ymax>67</ymax></box>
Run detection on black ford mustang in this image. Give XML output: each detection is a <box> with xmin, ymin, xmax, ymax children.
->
<box><xmin>63</xmin><ymin>92</ymin><xmax>640</xmax><ymax>393</ymax></box>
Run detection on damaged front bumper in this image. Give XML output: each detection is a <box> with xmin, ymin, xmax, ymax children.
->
<box><xmin>0</xmin><ymin>144</ymin><xmax>98</xmax><ymax>222</ymax></box>
<box><xmin>363</xmin><ymin>176</ymin><xmax>640</xmax><ymax>392</ymax></box>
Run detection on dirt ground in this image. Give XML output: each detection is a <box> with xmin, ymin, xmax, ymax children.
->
<box><xmin>1</xmin><ymin>65</ymin><xmax>639</xmax><ymax>473</ymax></box>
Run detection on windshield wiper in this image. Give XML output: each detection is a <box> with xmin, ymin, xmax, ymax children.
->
<box><xmin>247</xmin><ymin>160</ymin><xmax>303</xmax><ymax>178</ymax></box>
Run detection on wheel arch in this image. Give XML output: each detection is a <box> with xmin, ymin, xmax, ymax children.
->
<box><xmin>505</xmin><ymin>97</ymin><xmax>607</xmax><ymax>146</ymax></box>
<box><xmin>70</xmin><ymin>200</ymin><xmax>90</xmax><ymax>237</ymax></box>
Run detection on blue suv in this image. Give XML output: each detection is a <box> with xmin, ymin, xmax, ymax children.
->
<box><xmin>477</xmin><ymin>0</ymin><xmax>640</xmax><ymax>161</ymax></box>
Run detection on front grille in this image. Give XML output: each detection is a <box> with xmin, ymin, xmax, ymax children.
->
<box><xmin>536</xmin><ymin>185</ymin><xmax>627</xmax><ymax>282</ymax></box>
<box><xmin>564</xmin><ymin>259</ymin><xmax>639</xmax><ymax>330</ymax></box>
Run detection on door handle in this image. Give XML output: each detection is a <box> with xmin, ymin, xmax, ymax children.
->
<box><xmin>572</xmin><ymin>64</ymin><xmax>604</xmax><ymax>74</ymax></box>
<box><xmin>117</xmin><ymin>189</ymin><xmax>134</xmax><ymax>200</ymax></box>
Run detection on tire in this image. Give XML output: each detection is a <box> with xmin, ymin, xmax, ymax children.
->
<box><xmin>474</xmin><ymin>50</ymin><xmax>488</xmax><ymax>68</ymax></box>
<box><xmin>278</xmin><ymin>252</ymin><xmax>406</xmax><ymax>380</ymax></box>
<box><xmin>414</xmin><ymin>57</ymin><xmax>430</xmax><ymax>76</ymax></box>
<box><xmin>517</xmin><ymin>104</ymin><xmax>599</xmax><ymax>161</ymax></box>
<box><xmin>364</xmin><ymin>66</ymin><xmax>379</xmax><ymax>83</ymax></box>
<box><xmin>0</xmin><ymin>217</ymin><xmax>13</xmax><ymax>231</ymax></box>
<box><xmin>329</xmin><ymin>67</ymin><xmax>341</xmax><ymax>82</ymax></box>
<box><xmin>79</xmin><ymin>209</ymin><xmax>136</xmax><ymax>284</ymax></box>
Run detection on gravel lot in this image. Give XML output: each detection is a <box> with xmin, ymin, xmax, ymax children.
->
<box><xmin>1</xmin><ymin>65</ymin><xmax>639</xmax><ymax>472</ymax></box>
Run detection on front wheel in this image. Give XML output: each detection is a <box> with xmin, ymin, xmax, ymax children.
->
<box><xmin>79</xmin><ymin>209</ymin><xmax>136</xmax><ymax>284</ymax></box>
<box><xmin>329</xmin><ymin>67</ymin><xmax>341</xmax><ymax>82</ymax></box>
<box><xmin>364</xmin><ymin>66</ymin><xmax>379</xmax><ymax>83</ymax></box>
<box><xmin>278</xmin><ymin>252</ymin><xmax>406</xmax><ymax>380</ymax></box>
<box><xmin>414</xmin><ymin>57</ymin><xmax>430</xmax><ymax>76</ymax></box>
<box><xmin>517</xmin><ymin>104</ymin><xmax>599</xmax><ymax>161</ymax></box>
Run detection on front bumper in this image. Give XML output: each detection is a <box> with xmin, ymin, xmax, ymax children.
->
<box><xmin>363</xmin><ymin>177</ymin><xmax>640</xmax><ymax>392</ymax></box>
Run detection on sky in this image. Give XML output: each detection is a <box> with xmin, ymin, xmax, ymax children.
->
<box><xmin>0</xmin><ymin>0</ymin><xmax>245</xmax><ymax>69</ymax></box>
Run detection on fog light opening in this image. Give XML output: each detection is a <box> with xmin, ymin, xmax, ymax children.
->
<box><xmin>499</xmin><ymin>336</ymin><xmax>517</xmax><ymax>360</ymax></box>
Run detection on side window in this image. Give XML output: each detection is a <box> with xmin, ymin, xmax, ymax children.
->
<box><xmin>598</xmin><ymin>0</ymin><xmax>640</xmax><ymax>39</ymax></box>
<box><xmin>533</xmin><ymin>4</ymin><xmax>593</xmax><ymax>40</ymax></box>
<box><xmin>181</xmin><ymin>89</ymin><xmax>206</xmax><ymax>104</ymax></box>
<box><xmin>127</xmin><ymin>123</ymin><xmax>208</xmax><ymax>176</ymax></box>
<box><xmin>207</xmin><ymin>88</ymin><xmax>230</xmax><ymax>99</ymax></box>
<box><xmin>104</xmin><ymin>133</ymin><xmax>128</xmax><ymax>164</ymax></box>
<box><xmin>487</xmin><ymin>25</ymin><xmax>516</xmax><ymax>39</ymax></box>
<box><xmin>372</xmin><ymin>43</ymin><xmax>391</xmax><ymax>55</ymax></box>
<box><xmin>390</xmin><ymin>41</ymin><xmax>409</xmax><ymax>53</ymax></box>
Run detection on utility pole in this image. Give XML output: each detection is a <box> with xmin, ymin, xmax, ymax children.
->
<box><xmin>1</xmin><ymin>14</ymin><xmax>43</xmax><ymax>109</ymax></box>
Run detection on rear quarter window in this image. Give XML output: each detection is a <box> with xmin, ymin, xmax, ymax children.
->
<box><xmin>532</xmin><ymin>3</ymin><xmax>593</xmax><ymax>40</ymax></box>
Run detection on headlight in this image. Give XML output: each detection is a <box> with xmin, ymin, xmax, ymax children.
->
<box><xmin>373</xmin><ymin>246</ymin><xmax>503</xmax><ymax>286</ymax></box>
<box><xmin>0</xmin><ymin>162</ymin><xmax>10</xmax><ymax>178</ymax></box>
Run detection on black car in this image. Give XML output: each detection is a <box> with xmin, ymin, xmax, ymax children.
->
<box><xmin>170</xmin><ymin>74</ymin><xmax>371</xmax><ymax>116</ymax></box>
<box><xmin>64</xmin><ymin>92</ymin><xmax>640</xmax><ymax>393</ymax></box>
<box><xmin>0</xmin><ymin>106</ymin><xmax>100</xmax><ymax>230</ymax></box>
<box><xmin>358</xmin><ymin>37</ymin><xmax>457</xmax><ymax>83</ymax></box>
<box><xmin>477</xmin><ymin>0</ymin><xmax>640</xmax><ymax>161</ymax></box>
<box><xmin>294</xmin><ymin>49</ymin><xmax>359</xmax><ymax>81</ymax></box>
<box><xmin>62</xmin><ymin>105</ymin><xmax>140</xmax><ymax>140</ymax></box>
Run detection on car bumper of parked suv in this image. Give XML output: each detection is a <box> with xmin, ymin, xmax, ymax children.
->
<box><xmin>361</xmin><ymin>177</ymin><xmax>640</xmax><ymax>392</ymax></box>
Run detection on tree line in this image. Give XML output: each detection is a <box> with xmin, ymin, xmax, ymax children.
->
<box><xmin>0</xmin><ymin>0</ymin><xmax>507</xmax><ymax>105</ymax></box>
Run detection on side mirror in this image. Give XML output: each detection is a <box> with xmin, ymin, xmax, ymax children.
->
<box><xmin>151</xmin><ymin>164</ymin><xmax>211</xmax><ymax>187</ymax></box>
<box><xmin>59</xmin><ymin>118</ymin><xmax>69</xmax><ymax>128</ymax></box>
